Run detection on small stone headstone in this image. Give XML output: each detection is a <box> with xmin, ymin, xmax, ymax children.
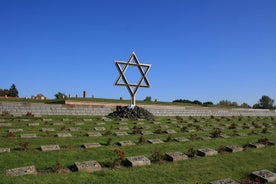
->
<box><xmin>53</xmin><ymin>123</ymin><xmax>64</xmax><ymax>126</ymax></box>
<box><xmin>141</xmin><ymin>131</ymin><xmax>153</xmax><ymax>135</ymax></box>
<box><xmin>41</xmin><ymin>145</ymin><xmax>60</xmax><ymax>151</ymax></box>
<box><xmin>165</xmin><ymin>129</ymin><xmax>177</xmax><ymax>134</ymax></box>
<box><xmin>94</xmin><ymin>127</ymin><xmax>106</xmax><ymax>131</ymax></box>
<box><xmin>69</xmin><ymin>127</ymin><xmax>81</xmax><ymax>131</ymax></box>
<box><xmin>9</xmin><ymin>129</ymin><xmax>23</xmax><ymax>133</ymax></box>
<box><xmin>28</xmin><ymin>123</ymin><xmax>39</xmax><ymax>126</ymax></box>
<box><xmin>0</xmin><ymin>148</ymin><xmax>10</xmax><ymax>153</ymax></box>
<box><xmin>102</xmin><ymin>117</ymin><xmax>112</xmax><ymax>121</ymax></box>
<box><xmin>225</xmin><ymin>145</ymin><xmax>243</xmax><ymax>153</ymax></box>
<box><xmin>119</xmin><ymin>126</ymin><xmax>129</xmax><ymax>130</ymax></box>
<box><xmin>209</xmin><ymin>178</ymin><xmax>240</xmax><ymax>184</ymax></box>
<box><xmin>126</xmin><ymin>155</ymin><xmax>151</xmax><ymax>167</ymax></box>
<box><xmin>118</xmin><ymin>141</ymin><xmax>136</xmax><ymax>146</ymax></box>
<box><xmin>251</xmin><ymin>169</ymin><xmax>276</xmax><ymax>183</ymax></box>
<box><xmin>20</xmin><ymin>134</ymin><xmax>37</xmax><ymax>138</ymax></box>
<box><xmin>74</xmin><ymin>160</ymin><xmax>102</xmax><ymax>173</ymax></box>
<box><xmin>115</xmin><ymin>132</ymin><xmax>129</xmax><ymax>136</ymax></box>
<box><xmin>220</xmin><ymin>134</ymin><xmax>230</xmax><ymax>138</ymax></box>
<box><xmin>87</xmin><ymin>132</ymin><xmax>102</xmax><ymax>137</ymax></box>
<box><xmin>249</xmin><ymin>143</ymin><xmax>265</xmax><ymax>148</ymax></box>
<box><xmin>166</xmin><ymin>152</ymin><xmax>188</xmax><ymax>162</ymax></box>
<box><xmin>6</xmin><ymin>165</ymin><xmax>37</xmax><ymax>176</ymax></box>
<box><xmin>174</xmin><ymin>137</ymin><xmax>190</xmax><ymax>142</ymax></box>
<box><xmin>57</xmin><ymin>133</ymin><xmax>72</xmax><ymax>138</ymax></box>
<box><xmin>42</xmin><ymin>128</ymin><xmax>55</xmax><ymax>132</ymax></box>
<box><xmin>83</xmin><ymin>143</ymin><xmax>101</xmax><ymax>148</ymax></box>
<box><xmin>148</xmin><ymin>139</ymin><xmax>164</xmax><ymax>144</ymax></box>
<box><xmin>0</xmin><ymin>123</ymin><xmax>12</xmax><ymax>127</ymax></box>
<box><xmin>197</xmin><ymin>148</ymin><xmax>218</xmax><ymax>156</ymax></box>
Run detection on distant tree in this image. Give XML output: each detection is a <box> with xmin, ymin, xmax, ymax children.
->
<box><xmin>54</xmin><ymin>92</ymin><xmax>67</xmax><ymax>99</ymax></box>
<box><xmin>217</xmin><ymin>100</ymin><xmax>239</xmax><ymax>107</ymax></box>
<box><xmin>144</xmin><ymin>96</ymin><xmax>152</xmax><ymax>102</ymax></box>
<box><xmin>193</xmin><ymin>100</ymin><xmax>202</xmax><ymax>105</ymax></box>
<box><xmin>9</xmin><ymin>84</ymin><xmax>19</xmax><ymax>97</ymax></box>
<box><xmin>240</xmin><ymin>103</ymin><xmax>251</xmax><ymax>109</ymax></box>
<box><xmin>253</xmin><ymin>95</ymin><xmax>275</xmax><ymax>109</ymax></box>
<box><xmin>203</xmin><ymin>101</ymin><xmax>214</xmax><ymax>106</ymax></box>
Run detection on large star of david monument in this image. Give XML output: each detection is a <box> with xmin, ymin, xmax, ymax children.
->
<box><xmin>114</xmin><ymin>52</ymin><xmax>151</xmax><ymax>107</ymax></box>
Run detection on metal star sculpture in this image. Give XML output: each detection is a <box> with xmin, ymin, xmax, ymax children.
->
<box><xmin>114</xmin><ymin>52</ymin><xmax>151</xmax><ymax>107</ymax></box>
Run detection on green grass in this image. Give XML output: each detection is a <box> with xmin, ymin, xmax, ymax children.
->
<box><xmin>0</xmin><ymin>115</ymin><xmax>275</xmax><ymax>183</ymax></box>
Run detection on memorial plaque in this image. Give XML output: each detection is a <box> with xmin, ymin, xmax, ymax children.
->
<box><xmin>6</xmin><ymin>165</ymin><xmax>37</xmax><ymax>176</ymax></box>
<box><xmin>197</xmin><ymin>148</ymin><xmax>218</xmax><ymax>156</ymax></box>
<box><xmin>94</xmin><ymin>127</ymin><xmax>106</xmax><ymax>131</ymax></box>
<box><xmin>119</xmin><ymin>122</ymin><xmax>128</xmax><ymax>125</ymax></box>
<box><xmin>119</xmin><ymin>126</ymin><xmax>129</xmax><ymax>130</ymax></box>
<box><xmin>148</xmin><ymin>139</ymin><xmax>164</xmax><ymax>144</ymax></box>
<box><xmin>118</xmin><ymin>141</ymin><xmax>136</xmax><ymax>146</ymax></box>
<box><xmin>75</xmin><ymin>122</ymin><xmax>84</xmax><ymax>126</ymax></box>
<box><xmin>28</xmin><ymin>123</ymin><xmax>39</xmax><ymax>126</ymax></box>
<box><xmin>57</xmin><ymin>133</ymin><xmax>72</xmax><ymax>138</ymax></box>
<box><xmin>9</xmin><ymin>129</ymin><xmax>23</xmax><ymax>133</ymax></box>
<box><xmin>19</xmin><ymin>119</ymin><xmax>30</xmax><ymax>122</ymax></box>
<box><xmin>0</xmin><ymin>148</ymin><xmax>10</xmax><ymax>153</ymax></box>
<box><xmin>225</xmin><ymin>145</ymin><xmax>243</xmax><ymax>153</ymax></box>
<box><xmin>41</xmin><ymin>145</ymin><xmax>60</xmax><ymax>151</ymax></box>
<box><xmin>87</xmin><ymin>132</ymin><xmax>102</xmax><ymax>137</ymax></box>
<box><xmin>20</xmin><ymin>134</ymin><xmax>37</xmax><ymax>138</ymax></box>
<box><xmin>166</xmin><ymin>152</ymin><xmax>188</xmax><ymax>162</ymax></box>
<box><xmin>53</xmin><ymin>123</ymin><xmax>64</xmax><ymax>126</ymax></box>
<box><xmin>102</xmin><ymin>117</ymin><xmax>112</xmax><ymax>121</ymax></box>
<box><xmin>115</xmin><ymin>132</ymin><xmax>129</xmax><ymax>136</ymax></box>
<box><xmin>74</xmin><ymin>160</ymin><xmax>102</xmax><ymax>173</ymax></box>
<box><xmin>43</xmin><ymin>118</ymin><xmax>52</xmax><ymax>122</ymax></box>
<box><xmin>160</xmin><ymin>125</ymin><xmax>169</xmax><ymax>129</ymax></box>
<box><xmin>63</xmin><ymin>118</ymin><xmax>71</xmax><ymax>121</ymax></box>
<box><xmin>141</xmin><ymin>131</ymin><xmax>153</xmax><ymax>135</ymax></box>
<box><xmin>126</xmin><ymin>155</ymin><xmax>151</xmax><ymax>167</ymax></box>
<box><xmin>165</xmin><ymin>129</ymin><xmax>177</xmax><ymax>134</ymax></box>
<box><xmin>220</xmin><ymin>134</ymin><xmax>230</xmax><ymax>138</ymax></box>
<box><xmin>42</xmin><ymin>128</ymin><xmax>55</xmax><ymax>132</ymax></box>
<box><xmin>209</xmin><ymin>178</ymin><xmax>240</xmax><ymax>184</ymax></box>
<box><xmin>96</xmin><ymin>122</ymin><xmax>105</xmax><ymax>125</ymax></box>
<box><xmin>83</xmin><ymin>143</ymin><xmax>101</xmax><ymax>148</ymax></box>
<box><xmin>268</xmin><ymin>140</ymin><xmax>276</xmax><ymax>145</ymax></box>
<box><xmin>0</xmin><ymin>123</ymin><xmax>12</xmax><ymax>127</ymax></box>
<box><xmin>174</xmin><ymin>137</ymin><xmax>190</xmax><ymax>142</ymax></box>
<box><xmin>252</xmin><ymin>169</ymin><xmax>276</xmax><ymax>183</ymax></box>
<box><xmin>249</xmin><ymin>143</ymin><xmax>265</xmax><ymax>148</ymax></box>
<box><xmin>153</xmin><ymin>122</ymin><xmax>161</xmax><ymax>125</ymax></box>
<box><xmin>69</xmin><ymin>127</ymin><xmax>81</xmax><ymax>131</ymax></box>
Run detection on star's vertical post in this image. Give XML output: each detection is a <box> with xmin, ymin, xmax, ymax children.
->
<box><xmin>114</xmin><ymin>52</ymin><xmax>151</xmax><ymax>107</ymax></box>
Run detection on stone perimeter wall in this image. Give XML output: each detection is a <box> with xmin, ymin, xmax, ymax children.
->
<box><xmin>0</xmin><ymin>101</ymin><xmax>276</xmax><ymax>117</ymax></box>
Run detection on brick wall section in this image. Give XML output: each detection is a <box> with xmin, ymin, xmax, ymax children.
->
<box><xmin>0</xmin><ymin>101</ymin><xmax>276</xmax><ymax>117</ymax></box>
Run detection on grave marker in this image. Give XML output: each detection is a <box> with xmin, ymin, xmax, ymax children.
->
<box><xmin>75</xmin><ymin>122</ymin><xmax>84</xmax><ymax>126</ymax></box>
<box><xmin>0</xmin><ymin>148</ymin><xmax>10</xmax><ymax>153</ymax></box>
<box><xmin>83</xmin><ymin>143</ymin><xmax>101</xmax><ymax>148</ymax></box>
<box><xmin>20</xmin><ymin>134</ymin><xmax>37</xmax><ymax>138</ymax></box>
<box><xmin>251</xmin><ymin>169</ymin><xmax>276</xmax><ymax>183</ymax></box>
<box><xmin>141</xmin><ymin>131</ymin><xmax>153</xmax><ymax>135</ymax></box>
<box><xmin>43</xmin><ymin>119</ymin><xmax>52</xmax><ymax>122</ymax></box>
<box><xmin>6</xmin><ymin>165</ymin><xmax>37</xmax><ymax>176</ymax></box>
<box><xmin>96</xmin><ymin>122</ymin><xmax>105</xmax><ymax>125</ymax></box>
<box><xmin>0</xmin><ymin>123</ymin><xmax>12</xmax><ymax>127</ymax></box>
<box><xmin>118</xmin><ymin>141</ymin><xmax>136</xmax><ymax>146</ymax></box>
<box><xmin>209</xmin><ymin>178</ymin><xmax>240</xmax><ymax>184</ymax></box>
<box><xmin>115</xmin><ymin>132</ymin><xmax>129</xmax><ymax>136</ymax></box>
<box><xmin>28</xmin><ymin>123</ymin><xmax>39</xmax><ymax>126</ymax></box>
<box><xmin>57</xmin><ymin>133</ymin><xmax>72</xmax><ymax>138</ymax></box>
<box><xmin>9</xmin><ymin>129</ymin><xmax>23</xmax><ymax>133</ymax></box>
<box><xmin>74</xmin><ymin>160</ymin><xmax>102</xmax><ymax>173</ymax></box>
<box><xmin>249</xmin><ymin>143</ymin><xmax>265</xmax><ymax>148</ymax></box>
<box><xmin>174</xmin><ymin>137</ymin><xmax>190</xmax><ymax>142</ymax></box>
<box><xmin>119</xmin><ymin>126</ymin><xmax>129</xmax><ymax>130</ymax></box>
<box><xmin>148</xmin><ymin>139</ymin><xmax>164</xmax><ymax>144</ymax></box>
<box><xmin>42</xmin><ymin>128</ymin><xmax>55</xmax><ymax>132</ymax></box>
<box><xmin>87</xmin><ymin>132</ymin><xmax>102</xmax><ymax>137</ymax></box>
<box><xmin>94</xmin><ymin>127</ymin><xmax>106</xmax><ymax>131</ymax></box>
<box><xmin>165</xmin><ymin>129</ymin><xmax>177</xmax><ymax>134</ymax></box>
<box><xmin>197</xmin><ymin>148</ymin><xmax>218</xmax><ymax>156</ymax></box>
<box><xmin>69</xmin><ymin>127</ymin><xmax>81</xmax><ymax>131</ymax></box>
<box><xmin>41</xmin><ymin>145</ymin><xmax>60</xmax><ymax>151</ymax></box>
<box><xmin>165</xmin><ymin>152</ymin><xmax>188</xmax><ymax>162</ymax></box>
<box><xmin>53</xmin><ymin>123</ymin><xmax>64</xmax><ymax>126</ymax></box>
<box><xmin>125</xmin><ymin>155</ymin><xmax>151</xmax><ymax>167</ymax></box>
<box><xmin>225</xmin><ymin>145</ymin><xmax>243</xmax><ymax>153</ymax></box>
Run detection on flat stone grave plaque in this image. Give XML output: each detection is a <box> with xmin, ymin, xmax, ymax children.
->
<box><xmin>209</xmin><ymin>178</ymin><xmax>240</xmax><ymax>184</ymax></box>
<box><xmin>160</xmin><ymin>125</ymin><xmax>169</xmax><ymax>129</ymax></box>
<box><xmin>20</xmin><ymin>134</ymin><xmax>37</xmax><ymax>138</ymax></box>
<box><xmin>83</xmin><ymin>119</ymin><xmax>93</xmax><ymax>121</ymax></box>
<box><xmin>0</xmin><ymin>148</ymin><xmax>10</xmax><ymax>153</ymax></box>
<box><xmin>0</xmin><ymin>119</ymin><xmax>6</xmax><ymax>122</ymax></box>
<box><xmin>94</xmin><ymin>127</ymin><xmax>106</xmax><ymax>131</ymax></box>
<box><xmin>118</xmin><ymin>140</ymin><xmax>136</xmax><ymax>146</ymax></box>
<box><xmin>137</xmin><ymin>122</ymin><xmax>144</xmax><ymax>125</ymax></box>
<box><xmin>119</xmin><ymin>126</ymin><xmax>129</xmax><ymax>130</ymax></box>
<box><xmin>9</xmin><ymin>129</ymin><xmax>23</xmax><ymax>133</ymax></box>
<box><xmin>141</xmin><ymin>131</ymin><xmax>153</xmax><ymax>135</ymax></box>
<box><xmin>249</xmin><ymin>143</ymin><xmax>265</xmax><ymax>148</ymax></box>
<box><xmin>83</xmin><ymin>143</ymin><xmax>101</xmax><ymax>148</ymax></box>
<box><xmin>197</xmin><ymin>148</ymin><xmax>218</xmax><ymax>156</ymax></box>
<box><xmin>63</xmin><ymin>118</ymin><xmax>71</xmax><ymax>121</ymax></box>
<box><xmin>57</xmin><ymin>133</ymin><xmax>72</xmax><ymax>138</ymax></box>
<box><xmin>251</xmin><ymin>169</ymin><xmax>276</xmax><ymax>183</ymax></box>
<box><xmin>225</xmin><ymin>145</ymin><xmax>243</xmax><ymax>153</ymax></box>
<box><xmin>43</xmin><ymin>118</ymin><xmax>52</xmax><ymax>122</ymax></box>
<box><xmin>119</xmin><ymin>122</ymin><xmax>128</xmax><ymax>125</ymax></box>
<box><xmin>41</xmin><ymin>145</ymin><xmax>60</xmax><ymax>151</ymax></box>
<box><xmin>0</xmin><ymin>123</ymin><xmax>12</xmax><ymax>127</ymax></box>
<box><xmin>87</xmin><ymin>132</ymin><xmax>102</xmax><ymax>137</ymax></box>
<box><xmin>165</xmin><ymin>129</ymin><xmax>177</xmax><ymax>134</ymax></box>
<box><xmin>6</xmin><ymin>165</ymin><xmax>37</xmax><ymax>176</ymax></box>
<box><xmin>19</xmin><ymin>119</ymin><xmax>30</xmax><ymax>122</ymax></box>
<box><xmin>115</xmin><ymin>132</ymin><xmax>129</xmax><ymax>136</ymax></box>
<box><xmin>74</xmin><ymin>160</ymin><xmax>102</xmax><ymax>173</ymax></box>
<box><xmin>42</xmin><ymin>128</ymin><xmax>55</xmax><ymax>132</ymax></box>
<box><xmin>126</xmin><ymin>155</ymin><xmax>151</xmax><ymax>167</ymax></box>
<box><xmin>236</xmin><ymin>133</ymin><xmax>246</xmax><ymax>137</ymax></box>
<box><xmin>174</xmin><ymin>137</ymin><xmax>190</xmax><ymax>142</ymax></box>
<box><xmin>28</xmin><ymin>123</ymin><xmax>39</xmax><ymax>126</ymax></box>
<box><xmin>166</xmin><ymin>152</ymin><xmax>188</xmax><ymax>162</ymax></box>
<box><xmin>220</xmin><ymin>134</ymin><xmax>230</xmax><ymax>138</ymax></box>
<box><xmin>96</xmin><ymin>122</ymin><xmax>105</xmax><ymax>125</ymax></box>
<box><xmin>69</xmin><ymin>127</ymin><xmax>81</xmax><ymax>131</ymax></box>
<box><xmin>148</xmin><ymin>139</ymin><xmax>164</xmax><ymax>144</ymax></box>
<box><xmin>102</xmin><ymin>117</ymin><xmax>112</xmax><ymax>121</ymax></box>
<box><xmin>75</xmin><ymin>122</ymin><xmax>84</xmax><ymax>126</ymax></box>
<box><xmin>268</xmin><ymin>140</ymin><xmax>276</xmax><ymax>145</ymax></box>
<box><xmin>53</xmin><ymin>122</ymin><xmax>64</xmax><ymax>126</ymax></box>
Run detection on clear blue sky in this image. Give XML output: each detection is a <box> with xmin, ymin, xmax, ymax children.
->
<box><xmin>1</xmin><ymin>0</ymin><xmax>275</xmax><ymax>106</ymax></box>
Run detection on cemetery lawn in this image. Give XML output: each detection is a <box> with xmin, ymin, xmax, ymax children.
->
<box><xmin>0</xmin><ymin>115</ymin><xmax>275</xmax><ymax>183</ymax></box>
